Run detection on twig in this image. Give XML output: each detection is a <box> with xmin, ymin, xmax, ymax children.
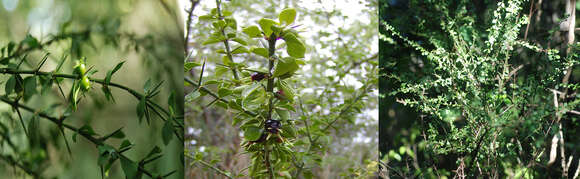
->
<box><xmin>185</xmin><ymin>76</ymin><xmax>257</xmax><ymax>116</ymax></box>
<box><xmin>215</xmin><ymin>0</ymin><xmax>239</xmax><ymax>80</ymax></box>
<box><xmin>189</xmin><ymin>156</ymin><xmax>233</xmax><ymax>179</ymax></box>
<box><xmin>0</xmin><ymin>154</ymin><xmax>41</xmax><ymax>178</ymax></box>
<box><xmin>0</xmin><ymin>96</ymin><xmax>157</xmax><ymax>178</ymax></box>
<box><xmin>0</xmin><ymin>68</ymin><xmax>183</xmax><ymax>138</ymax></box>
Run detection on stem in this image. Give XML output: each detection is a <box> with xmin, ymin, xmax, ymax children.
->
<box><xmin>264</xmin><ymin>33</ymin><xmax>278</xmax><ymax>179</ymax></box>
<box><xmin>184</xmin><ymin>0</ymin><xmax>199</xmax><ymax>55</ymax></box>
<box><xmin>265</xmin><ymin>144</ymin><xmax>274</xmax><ymax>179</ymax></box>
<box><xmin>187</xmin><ymin>154</ymin><xmax>233</xmax><ymax>179</ymax></box>
<box><xmin>215</xmin><ymin>0</ymin><xmax>239</xmax><ymax>80</ymax></box>
<box><xmin>0</xmin><ymin>154</ymin><xmax>41</xmax><ymax>178</ymax></box>
<box><xmin>185</xmin><ymin>76</ymin><xmax>257</xmax><ymax>116</ymax></box>
<box><xmin>0</xmin><ymin>68</ymin><xmax>183</xmax><ymax>138</ymax></box>
<box><xmin>0</xmin><ymin>96</ymin><xmax>157</xmax><ymax>178</ymax></box>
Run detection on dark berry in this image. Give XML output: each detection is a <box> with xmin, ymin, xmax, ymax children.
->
<box><xmin>251</xmin><ymin>72</ymin><xmax>267</xmax><ymax>81</ymax></box>
<box><xmin>265</xmin><ymin>119</ymin><xmax>281</xmax><ymax>133</ymax></box>
<box><xmin>275</xmin><ymin>90</ymin><xmax>285</xmax><ymax>100</ymax></box>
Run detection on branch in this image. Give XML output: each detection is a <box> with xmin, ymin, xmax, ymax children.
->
<box><xmin>185</xmin><ymin>76</ymin><xmax>257</xmax><ymax>116</ymax></box>
<box><xmin>184</xmin><ymin>0</ymin><xmax>200</xmax><ymax>54</ymax></box>
<box><xmin>187</xmin><ymin>154</ymin><xmax>233</xmax><ymax>179</ymax></box>
<box><xmin>215</xmin><ymin>0</ymin><xmax>239</xmax><ymax>80</ymax></box>
<box><xmin>0</xmin><ymin>154</ymin><xmax>41</xmax><ymax>178</ymax></box>
<box><xmin>0</xmin><ymin>96</ymin><xmax>156</xmax><ymax>178</ymax></box>
<box><xmin>0</xmin><ymin>68</ymin><xmax>183</xmax><ymax>139</ymax></box>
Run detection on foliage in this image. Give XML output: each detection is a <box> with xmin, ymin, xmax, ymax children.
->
<box><xmin>381</xmin><ymin>0</ymin><xmax>580</xmax><ymax>178</ymax></box>
<box><xmin>0</xmin><ymin>0</ymin><xmax>184</xmax><ymax>178</ymax></box>
<box><xmin>185</xmin><ymin>0</ymin><xmax>378</xmax><ymax>178</ymax></box>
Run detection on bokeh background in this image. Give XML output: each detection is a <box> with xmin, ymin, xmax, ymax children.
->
<box><xmin>0</xmin><ymin>0</ymin><xmax>184</xmax><ymax>178</ymax></box>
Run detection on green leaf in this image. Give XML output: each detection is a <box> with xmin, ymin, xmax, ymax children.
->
<box><xmin>222</xmin><ymin>10</ymin><xmax>233</xmax><ymax>17</ymax></box>
<box><xmin>278</xmin><ymin>80</ymin><xmax>296</xmax><ymax>102</ymax></box>
<box><xmin>185</xmin><ymin>90</ymin><xmax>201</xmax><ymax>102</ymax></box>
<box><xmin>23</xmin><ymin>76</ymin><xmax>37</xmax><ymax>101</ymax></box>
<box><xmin>232</xmin><ymin>37</ymin><xmax>248</xmax><ymax>45</ymax></box>
<box><xmin>231</xmin><ymin>46</ymin><xmax>249</xmax><ymax>54</ymax></box>
<box><xmin>225</xmin><ymin>17</ymin><xmax>237</xmax><ymax>30</ymax></box>
<box><xmin>105</xmin><ymin>61</ymin><xmax>125</xmax><ymax>85</ymax></box>
<box><xmin>243</xmin><ymin>126</ymin><xmax>262</xmax><ymax>141</ymax></box>
<box><xmin>162</xmin><ymin>120</ymin><xmax>174</xmax><ymax>145</ymax></box>
<box><xmin>167</xmin><ymin>92</ymin><xmax>177</xmax><ymax>116</ymax></box>
<box><xmin>276</xmin><ymin>109</ymin><xmax>290</xmax><ymax>121</ymax></box>
<box><xmin>198</xmin><ymin>14</ymin><xmax>215</xmax><ymax>21</ymax></box>
<box><xmin>184</xmin><ymin>62</ymin><xmax>200</xmax><ymax>72</ymax></box>
<box><xmin>218</xmin><ymin>88</ymin><xmax>232</xmax><ymax>98</ymax></box>
<box><xmin>283</xmin><ymin>33</ymin><xmax>305</xmax><ymax>58</ymax></box>
<box><xmin>258</xmin><ymin>18</ymin><xmax>279</xmax><ymax>37</ymax></box>
<box><xmin>145</xmin><ymin>146</ymin><xmax>162</xmax><ymax>159</ymax></box>
<box><xmin>5</xmin><ymin>75</ymin><xmax>15</xmax><ymax>95</ymax></box>
<box><xmin>250</xmin><ymin>47</ymin><xmax>269</xmax><ymax>58</ymax></box>
<box><xmin>104</xmin><ymin>128</ymin><xmax>125</xmax><ymax>140</ymax></box>
<box><xmin>120</xmin><ymin>156</ymin><xmax>139</xmax><ymax>179</ymax></box>
<box><xmin>136</xmin><ymin>96</ymin><xmax>146</xmax><ymax>123</ymax></box>
<box><xmin>242</xmin><ymin>25</ymin><xmax>262</xmax><ymax>38</ymax></box>
<box><xmin>280</xmin><ymin>125</ymin><xmax>296</xmax><ymax>138</ymax></box>
<box><xmin>202</xmin><ymin>34</ymin><xmax>226</xmax><ymax>45</ymax></box>
<box><xmin>279</xmin><ymin>8</ymin><xmax>297</xmax><ymax>25</ymax></box>
<box><xmin>119</xmin><ymin>140</ymin><xmax>132</xmax><ymax>151</ymax></box>
<box><xmin>242</xmin><ymin>83</ymin><xmax>261</xmax><ymax>99</ymax></box>
<box><xmin>22</xmin><ymin>34</ymin><xmax>40</xmax><ymax>48</ymax></box>
<box><xmin>273</xmin><ymin>57</ymin><xmax>299</xmax><ymax>77</ymax></box>
<box><xmin>194</xmin><ymin>152</ymin><xmax>203</xmax><ymax>161</ymax></box>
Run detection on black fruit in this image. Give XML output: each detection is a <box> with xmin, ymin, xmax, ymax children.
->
<box><xmin>251</xmin><ymin>72</ymin><xmax>267</xmax><ymax>81</ymax></box>
<box><xmin>265</xmin><ymin>119</ymin><xmax>281</xmax><ymax>133</ymax></box>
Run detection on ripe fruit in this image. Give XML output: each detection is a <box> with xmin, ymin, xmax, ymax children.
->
<box><xmin>251</xmin><ymin>72</ymin><xmax>267</xmax><ymax>81</ymax></box>
<box><xmin>275</xmin><ymin>90</ymin><xmax>285</xmax><ymax>100</ymax></box>
<box><xmin>265</xmin><ymin>119</ymin><xmax>281</xmax><ymax>133</ymax></box>
<box><xmin>80</xmin><ymin>76</ymin><xmax>91</xmax><ymax>91</ymax></box>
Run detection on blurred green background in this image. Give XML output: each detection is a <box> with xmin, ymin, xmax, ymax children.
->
<box><xmin>0</xmin><ymin>0</ymin><xmax>183</xmax><ymax>178</ymax></box>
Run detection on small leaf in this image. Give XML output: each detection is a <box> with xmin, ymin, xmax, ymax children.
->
<box><xmin>107</xmin><ymin>128</ymin><xmax>126</xmax><ymax>139</ymax></box>
<box><xmin>242</xmin><ymin>25</ymin><xmax>262</xmax><ymax>38</ymax></box>
<box><xmin>145</xmin><ymin>146</ymin><xmax>162</xmax><ymax>159</ymax></box>
<box><xmin>120</xmin><ymin>156</ymin><xmax>139</xmax><ymax>179</ymax></box>
<box><xmin>280</xmin><ymin>125</ymin><xmax>296</xmax><ymax>138</ymax></box>
<box><xmin>119</xmin><ymin>140</ymin><xmax>132</xmax><ymax>151</ymax></box>
<box><xmin>242</xmin><ymin>83</ymin><xmax>261</xmax><ymax>99</ymax></box>
<box><xmin>258</xmin><ymin>18</ymin><xmax>279</xmax><ymax>37</ymax></box>
<box><xmin>276</xmin><ymin>109</ymin><xmax>290</xmax><ymax>121</ymax></box>
<box><xmin>198</xmin><ymin>14</ymin><xmax>215</xmax><ymax>21</ymax></box>
<box><xmin>202</xmin><ymin>34</ymin><xmax>226</xmax><ymax>45</ymax></box>
<box><xmin>273</xmin><ymin>57</ymin><xmax>299</xmax><ymax>77</ymax></box>
<box><xmin>231</xmin><ymin>46</ymin><xmax>249</xmax><ymax>54</ymax></box>
<box><xmin>243</xmin><ymin>126</ymin><xmax>262</xmax><ymax>141</ymax></box>
<box><xmin>23</xmin><ymin>76</ymin><xmax>37</xmax><ymax>101</ymax></box>
<box><xmin>185</xmin><ymin>90</ymin><xmax>201</xmax><ymax>102</ymax></box>
<box><xmin>5</xmin><ymin>75</ymin><xmax>15</xmax><ymax>95</ymax></box>
<box><xmin>218</xmin><ymin>88</ymin><xmax>232</xmax><ymax>98</ymax></box>
<box><xmin>222</xmin><ymin>10</ymin><xmax>233</xmax><ymax>16</ymax></box>
<box><xmin>279</xmin><ymin>8</ymin><xmax>297</xmax><ymax>25</ymax></box>
<box><xmin>184</xmin><ymin>62</ymin><xmax>200</xmax><ymax>72</ymax></box>
<box><xmin>232</xmin><ymin>37</ymin><xmax>248</xmax><ymax>45</ymax></box>
<box><xmin>136</xmin><ymin>96</ymin><xmax>146</xmax><ymax>123</ymax></box>
<box><xmin>250</xmin><ymin>47</ymin><xmax>269</xmax><ymax>58</ymax></box>
<box><xmin>283</xmin><ymin>33</ymin><xmax>305</xmax><ymax>58</ymax></box>
<box><xmin>278</xmin><ymin>80</ymin><xmax>296</xmax><ymax>102</ymax></box>
<box><xmin>162</xmin><ymin>120</ymin><xmax>174</xmax><ymax>145</ymax></box>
